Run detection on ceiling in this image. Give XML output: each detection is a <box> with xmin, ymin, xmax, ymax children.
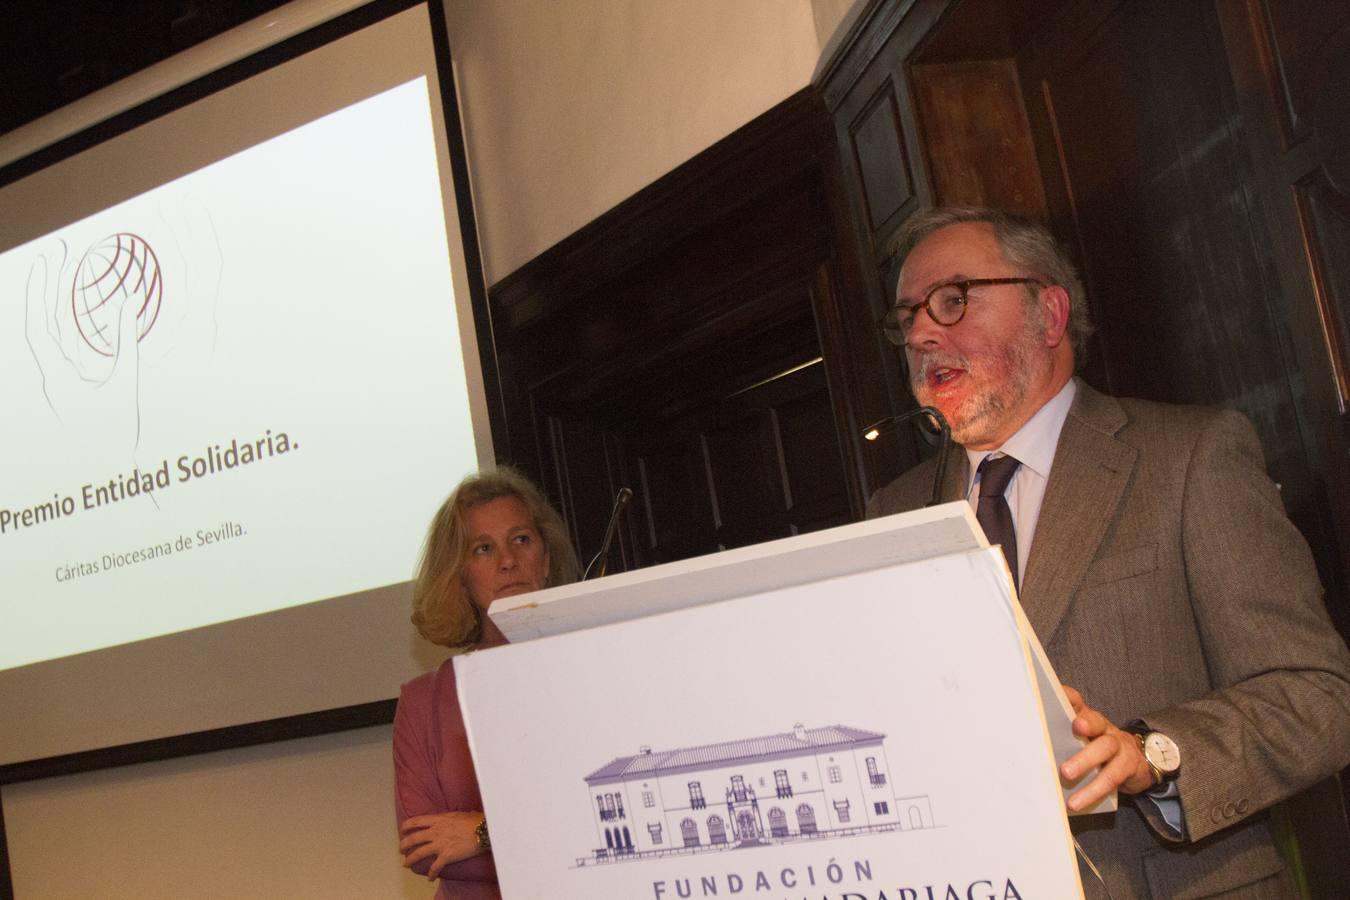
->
<box><xmin>0</xmin><ymin>0</ymin><xmax>288</xmax><ymax>141</ymax></box>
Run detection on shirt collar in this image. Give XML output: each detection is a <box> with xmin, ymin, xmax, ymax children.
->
<box><xmin>965</xmin><ymin>377</ymin><xmax>1077</xmax><ymax>491</ymax></box>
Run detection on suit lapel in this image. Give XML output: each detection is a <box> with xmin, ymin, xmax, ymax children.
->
<box><xmin>938</xmin><ymin>441</ymin><xmax>968</xmax><ymax>503</ymax></box>
<box><xmin>1019</xmin><ymin>385</ymin><xmax>1136</xmax><ymax>645</ymax></box>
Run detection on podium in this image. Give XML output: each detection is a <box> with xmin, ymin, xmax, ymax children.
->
<box><xmin>456</xmin><ymin>502</ymin><xmax>1098</xmax><ymax>898</ymax></box>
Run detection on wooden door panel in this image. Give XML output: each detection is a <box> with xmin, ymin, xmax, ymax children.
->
<box><xmin>848</xmin><ymin>79</ymin><xmax>916</xmax><ymax>235</ymax></box>
<box><xmin>1253</xmin><ymin>1</ymin><xmax>1350</xmax><ymax>144</ymax></box>
<box><xmin>1296</xmin><ymin>171</ymin><xmax>1350</xmax><ymax>411</ymax></box>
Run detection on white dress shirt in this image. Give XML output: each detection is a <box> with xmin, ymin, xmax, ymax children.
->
<box><xmin>963</xmin><ymin>378</ymin><xmax>1078</xmax><ymax>580</ymax></box>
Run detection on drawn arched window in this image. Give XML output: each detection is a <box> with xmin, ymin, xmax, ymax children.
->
<box><xmin>768</xmin><ymin>807</ymin><xmax>789</xmax><ymax>838</ymax></box>
<box><xmin>909</xmin><ymin>805</ymin><xmax>925</xmax><ymax>829</ymax></box>
<box><xmin>796</xmin><ymin>803</ymin><xmax>817</xmax><ymax>834</ymax></box>
<box><xmin>736</xmin><ymin>809</ymin><xmax>757</xmax><ymax>841</ymax></box>
<box><xmin>774</xmin><ymin>769</ymin><xmax>792</xmax><ymax>799</ymax></box>
<box><xmin>707</xmin><ymin>814</ymin><xmax>728</xmax><ymax>845</ymax></box>
<box><xmin>622</xmin><ymin>826</ymin><xmax>633</xmax><ymax>850</ymax></box>
<box><xmin>680</xmin><ymin>817</ymin><xmax>700</xmax><ymax>847</ymax></box>
<box><xmin>605</xmin><ymin>828</ymin><xmax>614</xmax><ymax>849</ymax></box>
<box><xmin>688</xmin><ymin>781</ymin><xmax>706</xmax><ymax>810</ymax></box>
<box><xmin>615</xmin><ymin>793</ymin><xmax>625</xmax><ymax>818</ymax></box>
<box><xmin>730</xmin><ymin>774</ymin><xmax>748</xmax><ymax>802</ymax></box>
<box><xmin>596</xmin><ymin>795</ymin><xmax>607</xmax><ymax>819</ymax></box>
<box><xmin>867</xmin><ymin>756</ymin><xmax>886</xmax><ymax>786</ymax></box>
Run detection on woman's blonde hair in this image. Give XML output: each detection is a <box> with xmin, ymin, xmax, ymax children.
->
<box><xmin>411</xmin><ymin>466</ymin><xmax>579</xmax><ymax>649</ymax></box>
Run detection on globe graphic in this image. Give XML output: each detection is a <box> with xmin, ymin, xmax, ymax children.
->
<box><xmin>71</xmin><ymin>232</ymin><xmax>163</xmax><ymax>357</ymax></box>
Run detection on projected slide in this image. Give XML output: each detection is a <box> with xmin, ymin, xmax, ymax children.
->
<box><xmin>0</xmin><ymin>77</ymin><xmax>478</xmax><ymax>671</ymax></box>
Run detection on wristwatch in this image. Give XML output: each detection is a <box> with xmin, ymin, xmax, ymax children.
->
<box><xmin>1124</xmin><ymin>723</ymin><xmax>1181</xmax><ymax>786</ymax></box>
<box><xmin>475</xmin><ymin>816</ymin><xmax>491</xmax><ymax>852</ymax></box>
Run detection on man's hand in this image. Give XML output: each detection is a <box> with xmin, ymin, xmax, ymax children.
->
<box><xmin>1061</xmin><ymin>685</ymin><xmax>1157</xmax><ymax>812</ymax></box>
<box><xmin>398</xmin><ymin>811</ymin><xmax>485</xmax><ymax>881</ymax></box>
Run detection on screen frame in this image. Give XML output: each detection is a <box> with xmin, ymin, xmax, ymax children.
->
<box><xmin>0</xmin><ymin>0</ymin><xmax>504</xmax><ymax>782</ymax></box>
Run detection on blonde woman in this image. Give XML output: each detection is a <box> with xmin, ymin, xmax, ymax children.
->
<box><xmin>393</xmin><ymin>467</ymin><xmax>578</xmax><ymax>898</ymax></box>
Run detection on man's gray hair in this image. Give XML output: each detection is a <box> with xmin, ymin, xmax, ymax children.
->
<box><xmin>893</xmin><ymin>206</ymin><xmax>1093</xmax><ymax>369</ymax></box>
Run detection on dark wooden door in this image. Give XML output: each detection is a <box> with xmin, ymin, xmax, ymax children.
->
<box><xmin>1214</xmin><ymin>0</ymin><xmax>1350</xmax><ymax>640</ymax></box>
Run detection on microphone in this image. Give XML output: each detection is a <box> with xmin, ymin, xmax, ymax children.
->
<box><xmin>582</xmin><ymin>487</ymin><xmax>633</xmax><ymax>581</ymax></box>
<box><xmin>861</xmin><ymin>406</ymin><xmax>951</xmax><ymax>507</ymax></box>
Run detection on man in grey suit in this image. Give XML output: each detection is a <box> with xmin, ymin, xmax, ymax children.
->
<box><xmin>867</xmin><ymin>206</ymin><xmax>1350</xmax><ymax>898</ymax></box>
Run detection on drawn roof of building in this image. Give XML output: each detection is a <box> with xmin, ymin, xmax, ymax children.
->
<box><xmin>585</xmin><ymin>725</ymin><xmax>885</xmax><ymax>782</ymax></box>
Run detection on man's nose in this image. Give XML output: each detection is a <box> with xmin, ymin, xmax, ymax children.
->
<box><xmin>906</xmin><ymin>306</ymin><xmax>945</xmax><ymax>348</ymax></box>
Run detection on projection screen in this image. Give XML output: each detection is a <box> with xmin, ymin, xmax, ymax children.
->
<box><xmin>0</xmin><ymin>0</ymin><xmax>492</xmax><ymax>769</ymax></box>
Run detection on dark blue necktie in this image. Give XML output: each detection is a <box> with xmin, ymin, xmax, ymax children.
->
<box><xmin>977</xmin><ymin>454</ymin><xmax>1021</xmax><ymax>587</ymax></box>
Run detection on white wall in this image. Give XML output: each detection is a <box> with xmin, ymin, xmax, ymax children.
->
<box><xmin>3</xmin><ymin>726</ymin><xmax>428</xmax><ymax>899</ymax></box>
<box><xmin>811</xmin><ymin>0</ymin><xmax>859</xmax><ymax>49</ymax></box>
<box><xmin>2</xmin><ymin>3</ymin><xmax>837</xmax><ymax>898</ymax></box>
<box><xmin>446</xmin><ymin>0</ymin><xmax>821</xmax><ymax>283</ymax></box>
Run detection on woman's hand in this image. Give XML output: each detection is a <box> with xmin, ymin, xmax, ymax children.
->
<box><xmin>398</xmin><ymin>811</ymin><xmax>486</xmax><ymax>880</ymax></box>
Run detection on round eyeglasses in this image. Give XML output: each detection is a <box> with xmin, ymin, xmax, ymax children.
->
<box><xmin>881</xmin><ymin>277</ymin><xmax>1045</xmax><ymax>346</ymax></box>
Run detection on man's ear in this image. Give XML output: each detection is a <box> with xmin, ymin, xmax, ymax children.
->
<box><xmin>1041</xmin><ymin>284</ymin><xmax>1071</xmax><ymax>348</ymax></box>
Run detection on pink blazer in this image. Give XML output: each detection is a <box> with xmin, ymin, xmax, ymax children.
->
<box><xmin>394</xmin><ymin>658</ymin><xmax>500</xmax><ymax>899</ymax></box>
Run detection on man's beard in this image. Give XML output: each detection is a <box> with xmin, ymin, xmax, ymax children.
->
<box><xmin>907</xmin><ymin>316</ymin><xmax>1043</xmax><ymax>447</ymax></box>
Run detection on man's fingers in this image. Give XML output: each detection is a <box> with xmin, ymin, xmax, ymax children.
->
<box><xmin>1072</xmin><ymin>706</ymin><xmax>1110</xmax><ymax>739</ymax></box>
<box><xmin>1067</xmin><ymin>766</ymin><xmax>1121</xmax><ymax>811</ymax></box>
<box><xmin>1061</xmin><ymin>732</ymin><xmax>1123</xmax><ymax>781</ymax></box>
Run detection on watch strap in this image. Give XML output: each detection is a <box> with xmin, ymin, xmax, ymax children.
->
<box><xmin>474</xmin><ymin>816</ymin><xmax>491</xmax><ymax>852</ymax></box>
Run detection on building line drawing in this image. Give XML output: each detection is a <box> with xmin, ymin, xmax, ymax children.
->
<box><xmin>577</xmin><ymin>722</ymin><xmax>935</xmax><ymax>866</ymax></box>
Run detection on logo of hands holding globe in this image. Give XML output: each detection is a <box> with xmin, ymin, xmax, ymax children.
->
<box><xmin>72</xmin><ymin>232</ymin><xmax>164</xmax><ymax>357</ymax></box>
<box><xmin>25</xmin><ymin>199</ymin><xmax>222</xmax><ymax>461</ymax></box>
<box><xmin>26</xmin><ymin>233</ymin><xmax>163</xmax><ymax>452</ymax></box>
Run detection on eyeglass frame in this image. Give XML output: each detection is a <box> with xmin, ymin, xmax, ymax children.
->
<box><xmin>881</xmin><ymin>277</ymin><xmax>1047</xmax><ymax>346</ymax></box>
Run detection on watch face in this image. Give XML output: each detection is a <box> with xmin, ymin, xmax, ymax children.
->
<box><xmin>1144</xmin><ymin>732</ymin><xmax>1181</xmax><ymax>773</ymax></box>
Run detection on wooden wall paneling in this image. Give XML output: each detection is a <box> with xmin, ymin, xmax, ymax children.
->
<box><xmin>489</xmin><ymin>88</ymin><xmax>863</xmax><ymax>573</ymax></box>
<box><xmin>818</xmin><ymin>0</ymin><xmax>951</xmax><ymax>502</ymax></box>
<box><xmin>828</xmin><ymin>0</ymin><xmax>944</xmax><ymax>251</ymax></box>
<box><xmin>1015</xmin><ymin>0</ymin><xmax>1350</xmax><ymax>878</ymax></box>
<box><xmin>849</xmin><ymin>78</ymin><xmax>917</xmax><ymax>236</ymax></box>
<box><xmin>609</xmin><ymin>325</ymin><xmax>846</xmax><ymax>563</ymax></box>
<box><xmin>1019</xmin><ymin>2</ymin><xmax>1312</xmax><ymax>493</ymax></box>
<box><xmin>1248</xmin><ymin>0</ymin><xmax>1348</xmax><ymax>146</ymax></box>
<box><xmin>770</xmin><ymin>363</ymin><xmax>855</xmax><ymax>534</ymax></box>
<box><xmin>909</xmin><ymin>59</ymin><xmax>1049</xmax><ymax>217</ymax></box>
<box><xmin>1215</xmin><ymin>0</ymin><xmax>1350</xmax><ymax>638</ymax></box>
<box><xmin>534</xmin><ymin>410</ymin><xmax>638</xmax><ymax>576</ymax></box>
<box><xmin>1296</xmin><ymin>174</ymin><xmax>1350</xmax><ymax>413</ymax></box>
<box><xmin>804</xmin><ymin>251</ymin><xmax>874</xmax><ymax>517</ymax></box>
<box><xmin>1011</xmin><ymin>0</ymin><xmax>1122</xmax><ymax>387</ymax></box>
<box><xmin>1022</xmin><ymin>0</ymin><xmax>1349</xmax><ymax>648</ymax></box>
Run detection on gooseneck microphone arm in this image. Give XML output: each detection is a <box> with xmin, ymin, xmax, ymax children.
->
<box><xmin>582</xmin><ymin>487</ymin><xmax>633</xmax><ymax>581</ymax></box>
<box><xmin>861</xmin><ymin>406</ymin><xmax>952</xmax><ymax>507</ymax></box>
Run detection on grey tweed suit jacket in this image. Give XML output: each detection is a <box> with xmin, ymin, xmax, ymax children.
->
<box><xmin>867</xmin><ymin>382</ymin><xmax>1350</xmax><ymax>899</ymax></box>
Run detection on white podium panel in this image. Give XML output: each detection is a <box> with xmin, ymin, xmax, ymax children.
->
<box><xmin>458</xmin><ymin>548</ymin><xmax>1084</xmax><ymax>899</ymax></box>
